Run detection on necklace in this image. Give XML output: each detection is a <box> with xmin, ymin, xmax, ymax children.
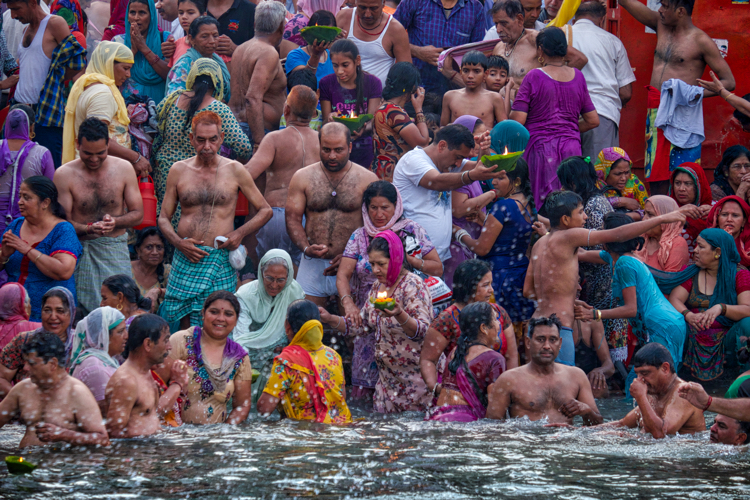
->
<box><xmin>504</xmin><ymin>28</ymin><xmax>525</xmax><ymax>58</ymax></box>
<box><xmin>543</xmin><ymin>62</ymin><xmax>566</xmax><ymax>67</ymax></box>
<box><xmin>320</xmin><ymin>161</ymin><xmax>352</xmax><ymax>197</ymax></box>
<box><xmin>357</xmin><ymin>12</ymin><xmax>386</xmax><ymax>36</ymax></box>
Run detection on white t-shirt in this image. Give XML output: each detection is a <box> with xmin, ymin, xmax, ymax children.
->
<box><xmin>572</xmin><ymin>19</ymin><xmax>636</xmax><ymax>125</ymax></box>
<box><xmin>393</xmin><ymin>148</ymin><xmax>452</xmax><ymax>261</ymax></box>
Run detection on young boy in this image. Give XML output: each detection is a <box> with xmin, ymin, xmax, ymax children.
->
<box><xmin>523</xmin><ymin>191</ymin><xmax>686</xmax><ymax>366</ymax></box>
<box><xmin>440</xmin><ymin>51</ymin><xmax>507</xmax><ymax>128</ymax></box>
<box><xmin>486</xmin><ymin>55</ymin><xmax>510</xmax><ymax>93</ymax></box>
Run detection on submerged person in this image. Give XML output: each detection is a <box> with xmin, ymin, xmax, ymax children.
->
<box><xmin>257</xmin><ymin>300</ymin><xmax>351</xmax><ymax>424</ymax></box>
<box><xmin>486</xmin><ymin>315</ymin><xmax>603</xmax><ymax>425</ymax></box>
<box><xmin>0</xmin><ymin>332</ymin><xmax>110</xmax><ymax>448</ymax></box>
<box><xmin>426</xmin><ymin>302</ymin><xmax>507</xmax><ymax>422</ymax></box>
<box><xmin>709</xmin><ymin>414</ymin><xmax>750</xmax><ymax>446</ymax></box>
<box><xmin>633</xmin><ymin>195</ymin><xmax>690</xmax><ymax>272</ymax></box>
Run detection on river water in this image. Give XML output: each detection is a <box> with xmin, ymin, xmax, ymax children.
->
<box><xmin>1</xmin><ymin>398</ymin><xmax>748</xmax><ymax>499</ymax></box>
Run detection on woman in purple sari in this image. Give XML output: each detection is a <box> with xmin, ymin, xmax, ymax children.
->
<box><xmin>426</xmin><ymin>301</ymin><xmax>506</xmax><ymax>422</ymax></box>
<box><xmin>509</xmin><ymin>27</ymin><xmax>599</xmax><ymax>204</ymax></box>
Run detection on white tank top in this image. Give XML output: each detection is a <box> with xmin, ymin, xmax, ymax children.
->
<box><xmin>16</xmin><ymin>14</ymin><xmax>53</xmax><ymax>105</ymax></box>
<box><xmin>348</xmin><ymin>12</ymin><xmax>395</xmax><ymax>88</ymax></box>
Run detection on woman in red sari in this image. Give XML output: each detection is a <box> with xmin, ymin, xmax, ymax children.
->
<box><xmin>0</xmin><ymin>283</ymin><xmax>40</xmax><ymax>350</ymax></box>
<box><xmin>707</xmin><ymin>195</ymin><xmax>750</xmax><ymax>269</ymax></box>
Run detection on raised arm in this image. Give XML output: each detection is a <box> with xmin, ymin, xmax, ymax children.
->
<box><xmin>679</xmin><ymin>382</ymin><xmax>750</xmax><ymax>422</ymax></box>
<box><xmin>618</xmin><ymin>0</ymin><xmax>659</xmax><ymax>31</ymax></box>
<box><xmin>455</xmin><ymin>213</ymin><xmax>504</xmax><ymax>257</ymax></box>
<box><xmin>584</xmin><ymin>210</ymin><xmax>686</xmax><ymax>247</ymax></box>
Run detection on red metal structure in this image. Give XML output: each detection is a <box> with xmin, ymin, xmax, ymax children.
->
<box><xmin>608</xmin><ymin>0</ymin><xmax>750</xmax><ymax>184</ymax></box>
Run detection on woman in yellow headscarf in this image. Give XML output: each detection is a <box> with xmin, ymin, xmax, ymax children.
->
<box><xmin>257</xmin><ymin>300</ymin><xmax>351</xmax><ymax>424</ymax></box>
<box><xmin>595</xmin><ymin>147</ymin><xmax>649</xmax><ymax>217</ymax></box>
<box><xmin>62</xmin><ymin>41</ymin><xmax>139</xmax><ymax>167</ymax></box>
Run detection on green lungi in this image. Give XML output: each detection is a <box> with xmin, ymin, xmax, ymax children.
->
<box><xmin>161</xmin><ymin>245</ymin><xmax>237</xmax><ymax>326</ymax></box>
<box><xmin>75</xmin><ymin>233</ymin><xmax>133</xmax><ymax>317</ymax></box>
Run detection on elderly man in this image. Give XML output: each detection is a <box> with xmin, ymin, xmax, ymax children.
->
<box><xmin>55</xmin><ymin>118</ymin><xmax>143</xmax><ymax>317</ymax></box>
<box><xmin>537</xmin><ymin>0</ymin><xmax>562</xmax><ymax>24</ymax></box>
<box><xmin>572</xmin><ymin>2</ymin><xmax>636</xmax><ymax>160</ymax></box>
<box><xmin>709</xmin><ymin>414</ymin><xmax>750</xmax><ymax>446</ymax></box>
<box><xmin>394</xmin><ymin>0</ymin><xmax>485</xmax><ymax>94</ymax></box>
<box><xmin>286</xmin><ymin>122</ymin><xmax>378</xmax><ymax>306</ymax></box>
<box><xmin>229</xmin><ymin>0</ymin><xmax>286</xmax><ymax>149</ymax></box>
<box><xmin>485</xmin><ymin>0</ymin><xmax>545</xmax><ymax>39</ymax></box>
<box><xmin>619</xmin><ymin>0</ymin><xmax>735</xmax><ymax>194</ymax></box>
<box><xmin>159</xmin><ymin>110</ymin><xmax>271</xmax><ymax>329</ymax></box>
<box><xmin>0</xmin><ymin>332</ymin><xmax>110</xmax><ymax>448</ymax></box>
<box><xmin>247</xmin><ymin>84</ymin><xmax>320</xmax><ymax>268</ymax></box>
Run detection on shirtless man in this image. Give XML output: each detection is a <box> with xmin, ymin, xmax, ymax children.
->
<box><xmin>229</xmin><ymin>0</ymin><xmax>288</xmax><ymax>149</ymax></box>
<box><xmin>247</xmin><ymin>85</ymin><xmax>320</xmax><ymax>268</ymax></box>
<box><xmin>680</xmin><ymin>382</ymin><xmax>750</xmax><ymax>430</ymax></box>
<box><xmin>523</xmin><ymin>191</ymin><xmax>685</xmax><ymax>365</ymax></box>
<box><xmin>486</xmin><ymin>315</ymin><xmax>603</xmax><ymax>425</ymax></box>
<box><xmin>597</xmin><ymin>343</ymin><xmax>705</xmax><ymax>437</ymax></box>
<box><xmin>619</xmin><ymin>0</ymin><xmax>735</xmax><ymax>194</ymax></box>
<box><xmin>336</xmin><ymin>0</ymin><xmax>411</xmax><ymax>86</ymax></box>
<box><xmin>286</xmin><ymin>122</ymin><xmax>378</xmax><ymax>306</ymax></box>
<box><xmin>106</xmin><ymin>314</ymin><xmax>189</xmax><ymax>438</ymax></box>
<box><xmin>0</xmin><ymin>332</ymin><xmax>110</xmax><ymax>448</ymax></box>
<box><xmin>159</xmin><ymin>110</ymin><xmax>271</xmax><ymax>329</ymax></box>
<box><xmin>440</xmin><ymin>51</ymin><xmax>506</xmax><ymax>127</ymax></box>
<box><xmin>55</xmin><ymin>118</ymin><xmax>143</xmax><ymax>317</ymax></box>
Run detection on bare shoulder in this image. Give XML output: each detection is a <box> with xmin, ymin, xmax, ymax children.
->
<box><xmin>55</xmin><ymin>160</ymin><xmax>81</xmax><ymax>179</ymax></box>
<box><xmin>336</xmin><ymin>7</ymin><xmax>353</xmax><ymax>23</ymax></box>
<box><xmin>68</xmin><ymin>376</ymin><xmax>98</xmax><ymax>403</ymax></box>
<box><xmin>47</xmin><ymin>15</ymin><xmax>71</xmax><ymax>37</ymax></box>
<box><xmin>107</xmin><ymin>368</ymin><xmax>138</xmax><ymax>392</ymax></box>
<box><xmin>492</xmin><ymin>41</ymin><xmax>506</xmax><ymax>55</ymax></box>
<box><xmin>354</xmin><ymin>162</ymin><xmax>378</xmax><ymax>182</ymax></box>
<box><xmin>561</xmin><ymin>364</ymin><xmax>589</xmax><ymax>383</ymax></box>
<box><xmin>169</xmin><ymin>160</ymin><xmax>189</xmax><ymax>175</ymax></box>
<box><xmin>290</xmin><ymin>163</ymin><xmax>316</xmax><ymax>185</ymax></box>
<box><xmin>387</xmin><ymin>14</ymin><xmax>407</xmax><ymax>32</ymax></box>
<box><xmin>107</xmin><ymin>156</ymin><xmax>136</xmax><ymax>176</ymax></box>
<box><xmin>224</xmin><ymin>158</ymin><xmax>246</xmax><ymax>173</ymax></box>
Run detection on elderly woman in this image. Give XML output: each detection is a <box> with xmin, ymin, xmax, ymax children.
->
<box><xmin>167</xmin><ymin>17</ymin><xmax>230</xmax><ymax>102</ymax></box>
<box><xmin>0</xmin><ymin>283</ymin><xmax>40</xmax><ymax>349</ymax></box>
<box><xmin>157</xmin><ymin>291</ymin><xmax>253</xmax><ymax>424</ymax></box>
<box><xmin>0</xmin><ymin>106</ymin><xmax>54</xmax><ymax>235</ymax></box>
<box><xmin>100</xmin><ymin>274</ymin><xmax>151</xmax><ymax>328</ymax></box>
<box><xmin>69</xmin><ymin>306</ymin><xmax>127</xmax><ymax>413</ymax></box>
<box><xmin>62</xmin><ymin>41</ymin><xmax>140</xmax><ymax>170</ymax></box>
<box><xmin>426</xmin><ymin>302</ymin><xmax>507</xmax><ymax>422</ymax></box>
<box><xmin>420</xmin><ymin>260</ymin><xmax>517</xmax><ymax>398</ymax></box>
<box><xmin>233</xmin><ymin>249</ymin><xmax>305</xmax><ymax>403</ymax></box>
<box><xmin>634</xmin><ymin>195</ymin><xmax>690</xmax><ymax>272</ymax></box>
<box><xmin>707</xmin><ymin>196</ymin><xmax>750</xmax><ymax>269</ymax></box>
<box><xmin>0</xmin><ymin>177</ymin><xmax>81</xmax><ymax>320</ymax></box>
<box><xmin>670</xmin><ymin>162</ymin><xmax>713</xmax><ymax>256</ymax></box>
<box><xmin>324</xmin><ymin>230</ymin><xmax>433</xmax><ymax>413</ymax></box>
<box><xmin>595</xmin><ymin>147</ymin><xmax>649</xmax><ymax>219</ymax></box>
<box><xmin>0</xmin><ymin>287</ymin><xmax>75</xmax><ymax>397</ymax></box>
<box><xmin>257</xmin><ymin>300</ymin><xmax>351</xmax><ymax>423</ymax></box>
<box><xmin>131</xmin><ymin>227</ymin><xmax>171</xmax><ymax>312</ymax></box>
<box><xmin>711</xmin><ymin>146</ymin><xmax>750</xmax><ymax>202</ymax></box>
<box><xmin>337</xmin><ymin>181</ymin><xmax>441</xmax><ymax>399</ymax></box>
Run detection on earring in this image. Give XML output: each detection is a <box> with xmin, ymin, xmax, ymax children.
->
<box><xmin>715</xmin><ymin>254</ymin><xmax>720</xmax><ymax>259</ymax></box>
<box><xmin>538</xmin><ymin>56</ymin><xmax>544</xmax><ymax>65</ymax></box>
<box><xmin>30</xmin><ymin>131</ymin><xmax>35</xmax><ymax>139</ymax></box>
<box><xmin>117</xmin><ymin>304</ymin><xmax>123</xmax><ymax>311</ymax></box>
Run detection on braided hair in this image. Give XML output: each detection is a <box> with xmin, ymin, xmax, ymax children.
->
<box><xmin>449</xmin><ymin>301</ymin><xmax>496</xmax><ymax>408</ymax></box>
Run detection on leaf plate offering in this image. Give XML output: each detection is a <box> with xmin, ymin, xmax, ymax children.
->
<box><xmin>5</xmin><ymin>456</ymin><xmax>37</xmax><ymax>474</ymax></box>
<box><xmin>300</xmin><ymin>26</ymin><xmax>342</xmax><ymax>45</ymax></box>
<box><xmin>480</xmin><ymin>151</ymin><xmax>523</xmax><ymax>172</ymax></box>
<box><xmin>333</xmin><ymin>113</ymin><xmax>374</xmax><ymax>132</ymax></box>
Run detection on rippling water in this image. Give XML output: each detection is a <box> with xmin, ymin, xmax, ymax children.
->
<box><xmin>1</xmin><ymin>398</ymin><xmax>748</xmax><ymax>499</ymax></box>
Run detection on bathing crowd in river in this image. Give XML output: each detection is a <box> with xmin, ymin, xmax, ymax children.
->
<box><xmin>1</xmin><ymin>0</ymin><xmax>750</xmax><ymax>450</ymax></box>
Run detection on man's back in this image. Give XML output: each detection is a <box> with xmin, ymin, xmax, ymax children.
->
<box><xmin>528</xmin><ymin>231</ymin><xmax>580</xmax><ymax>327</ymax></box>
<box><xmin>257</xmin><ymin>127</ymin><xmax>320</xmax><ymax>207</ymax></box>
<box><xmin>228</xmin><ymin>38</ymin><xmax>286</xmax><ymax>127</ymax></box>
<box><xmin>105</xmin><ymin>360</ymin><xmax>161</xmax><ymax>438</ymax></box>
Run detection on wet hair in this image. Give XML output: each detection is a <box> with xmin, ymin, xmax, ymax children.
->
<box><xmin>662</xmin><ymin>0</ymin><xmax>694</xmax><ymax>15</ymax></box>
<box><xmin>537</xmin><ymin>26</ymin><xmax>568</xmax><ymax>58</ymax></box>
<box><xmin>506</xmin><ymin>157</ymin><xmax>536</xmax><ymax>215</ymax></box>
<box><xmin>188</xmin><ymin>15</ymin><xmax>219</xmax><ymax>38</ymax></box>
<box><xmin>715</xmin><ymin>145</ymin><xmax>750</xmax><ymax>181</ymax></box>
<box><xmin>363</xmin><ymin>180</ymin><xmax>398</xmax><ymax>208</ymax></box>
<box><xmin>452</xmin><ymin>259</ymin><xmax>492</xmax><ymax>304</ymax></box>
<box><xmin>382</xmin><ymin>61</ymin><xmax>421</xmax><ymax>101</ymax></box>
<box><xmin>260</xmin><ymin>256</ymin><xmax>289</xmax><ymax>276</ymax></box>
<box><xmin>487</xmin><ymin>55</ymin><xmax>509</xmax><ymax>74</ymax></box>
<box><xmin>527</xmin><ymin>314</ymin><xmax>562</xmax><ymax>338</ymax></box>
<box><xmin>287</xmin><ymin>84</ymin><xmax>318</xmax><ymax>121</ymax></box>
<box><xmin>102</xmin><ymin>274</ymin><xmax>152</xmax><ymax>312</ymax></box>
<box><xmin>603</xmin><ymin>212</ymin><xmax>644</xmax><ymax>255</ymax></box>
<box><xmin>449</xmin><ymin>301</ymin><xmax>496</xmax><ymax>407</ymax></box>
<box><xmin>134</xmin><ymin>227</ymin><xmax>167</xmax><ymax>286</ymax></box>
<box><xmin>542</xmin><ymin>190</ymin><xmax>583</xmax><ymax>228</ymax></box>
<box><xmin>632</xmin><ymin>342</ymin><xmax>675</xmax><ymax>373</ymax></box>
<box><xmin>557</xmin><ymin>156</ymin><xmax>601</xmax><ymax>206</ymax></box>
<box><xmin>21</xmin><ymin>176</ymin><xmax>67</xmax><ymax>219</ymax></box>
<box><xmin>42</xmin><ymin>288</ymin><xmax>72</xmax><ymax>312</ymax></box>
<box><xmin>287</xmin><ymin>299</ymin><xmax>320</xmax><ymax>332</ymax></box>
<box><xmin>734</xmin><ymin>94</ymin><xmax>750</xmax><ymax>128</ymax></box>
<box><xmin>308</xmin><ymin>9</ymin><xmax>336</xmax><ymax>27</ymax></box>
<box><xmin>203</xmin><ymin>290</ymin><xmax>240</xmax><ymax>315</ymax></box>
<box><xmin>330</xmin><ymin>39</ymin><xmax>366</xmax><ymax>115</ymax></box>
<box><xmin>287</xmin><ymin>67</ymin><xmax>318</xmax><ymax>93</ymax></box>
<box><xmin>738</xmin><ymin>420</ymin><xmax>750</xmax><ymax>444</ymax></box>
<box><xmin>254</xmin><ymin>0</ymin><xmax>287</xmax><ymax>35</ymax></box>
<box><xmin>22</xmin><ymin>331</ymin><xmax>65</xmax><ymax>365</ymax></box>
<box><xmin>575</xmin><ymin>0</ymin><xmax>606</xmax><ymax>18</ymax></box>
<box><xmin>178</xmin><ymin>0</ymin><xmax>207</xmax><ymax>13</ymax></box>
<box><xmin>124</xmin><ymin>313</ymin><xmax>168</xmax><ymax>358</ymax></box>
<box><xmin>77</xmin><ymin>117</ymin><xmax>109</xmax><ymax>144</ymax></box>
<box><xmin>435</xmin><ymin>123</ymin><xmax>475</xmax><ymax>151</ymax></box>
<box><xmin>491</xmin><ymin>0</ymin><xmax>524</xmax><ymax>19</ymax></box>
<box><xmin>461</xmin><ymin>50</ymin><xmax>488</xmax><ymax>71</ymax></box>
<box><xmin>9</xmin><ymin>103</ymin><xmax>34</xmax><ymax>123</ymax></box>
<box><xmin>186</xmin><ymin>78</ymin><xmax>218</xmax><ymax>131</ymax></box>
<box><xmin>319</xmin><ymin>121</ymin><xmax>352</xmax><ymax>145</ymax></box>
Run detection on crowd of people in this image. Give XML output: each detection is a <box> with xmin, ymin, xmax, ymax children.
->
<box><xmin>0</xmin><ymin>0</ymin><xmax>749</xmax><ymax>451</ymax></box>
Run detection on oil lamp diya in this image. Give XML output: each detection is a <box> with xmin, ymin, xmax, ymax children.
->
<box><xmin>333</xmin><ymin>109</ymin><xmax>374</xmax><ymax>132</ymax></box>
<box><xmin>5</xmin><ymin>456</ymin><xmax>37</xmax><ymax>474</ymax></box>
<box><xmin>371</xmin><ymin>291</ymin><xmax>395</xmax><ymax>311</ymax></box>
<box><xmin>480</xmin><ymin>146</ymin><xmax>523</xmax><ymax>172</ymax></box>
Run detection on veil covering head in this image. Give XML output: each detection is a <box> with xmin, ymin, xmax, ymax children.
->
<box><xmin>67</xmin><ymin>306</ymin><xmax>125</xmax><ymax>373</ymax></box>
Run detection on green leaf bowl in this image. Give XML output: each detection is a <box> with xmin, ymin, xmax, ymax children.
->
<box><xmin>480</xmin><ymin>151</ymin><xmax>523</xmax><ymax>172</ymax></box>
<box><xmin>300</xmin><ymin>26</ymin><xmax>342</xmax><ymax>45</ymax></box>
<box><xmin>333</xmin><ymin>113</ymin><xmax>374</xmax><ymax>132</ymax></box>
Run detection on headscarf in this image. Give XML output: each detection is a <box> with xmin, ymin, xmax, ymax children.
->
<box><xmin>191</xmin><ymin>325</ymin><xmax>248</xmax><ymax>393</ymax></box>
<box><xmin>184</xmin><ymin>48</ymin><xmax>231</xmax><ymax>102</ymax></box>
<box><xmin>707</xmin><ymin>195</ymin><xmax>750</xmax><ymax>268</ymax></box>
<box><xmin>376</xmin><ymin>230</ymin><xmax>405</xmax><ymax>287</ymax></box>
<box><xmin>453</xmin><ymin>115</ymin><xmax>480</xmax><ymax>134</ymax></box>
<box><xmin>490</xmin><ymin>120</ymin><xmax>529</xmax><ymax>154</ymax></box>
<box><xmin>50</xmin><ymin>0</ymin><xmax>84</xmax><ymax>33</ymax></box>
<box><xmin>124</xmin><ymin>0</ymin><xmax>165</xmax><ymax>87</ymax></box>
<box><xmin>67</xmin><ymin>306</ymin><xmax>125</xmax><ymax>374</ymax></box>
<box><xmin>0</xmin><ymin>283</ymin><xmax>39</xmax><ymax>349</ymax></box>
<box><xmin>670</xmin><ymin>162</ymin><xmax>712</xmax><ymax>243</ymax></box>
<box><xmin>650</xmin><ymin>228</ymin><xmax>740</xmax><ymax>327</ymax></box>
<box><xmin>362</xmin><ymin>186</ymin><xmax>410</xmax><ymax>237</ymax></box>
<box><xmin>634</xmin><ymin>195</ymin><xmax>684</xmax><ymax>270</ymax></box>
<box><xmin>34</xmin><ymin>286</ymin><xmax>78</xmax><ymax>362</ymax></box>
<box><xmin>594</xmin><ymin>147</ymin><xmax>649</xmax><ymax>208</ymax></box>
<box><xmin>233</xmin><ymin>249</ymin><xmax>305</xmax><ymax>350</ymax></box>
<box><xmin>62</xmin><ymin>41</ymin><xmax>134</xmax><ymax>164</ymax></box>
<box><xmin>0</xmin><ymin>109</ymin><xmax>36</xmax><ymax>224</ymax></box>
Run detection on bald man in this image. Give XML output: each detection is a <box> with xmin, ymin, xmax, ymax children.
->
<box><xmin>286</xmin><ymin>122</ymin><xmax>378</xmax><ymax>306</ymax></box>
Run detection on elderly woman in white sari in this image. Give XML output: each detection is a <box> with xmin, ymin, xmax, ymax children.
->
<box><xmin>232</xmin><ymin>249</ymin><xmax>305</xmax><ymax>403</ymax></box>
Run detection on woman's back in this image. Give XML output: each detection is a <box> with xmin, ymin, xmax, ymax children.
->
<box><xmin>517</xmin><ymin>69</ymin><xmax>592</xmax><ymax>138</ymax></box>
<box><xmin>484</xmin><ymin>198</ymin><xmax>532</xmax><ymax>263</ymax></box>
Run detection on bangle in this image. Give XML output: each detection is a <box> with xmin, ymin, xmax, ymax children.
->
<box><xmin>306</xmin><ymin>63</ymin><xmax>318</xmax><ymax>71</ymax></box>
<box><xmin>681</xmin><ymin>309</ymin><xmax>690</xmax><ymax>318</ymax></box>
<box><xmin>398</xmin><ymin>313</ymin><xmax>409</xmax><ymax>326</ymax></box>
<box><xmin>340</xmin><ymin>294</ymin><xmax>353</xmax><ymax>304</ymax></box>
<box><xmin>34</xmin><ymin>251</ymin><xmax>43</xmax><ymax>264</ymax></box>
<box><xmin>720</xmin><ymin>303</ymin><xmax>727</xmax><ymax>316</ymax></box>
<box><xmin>415</xmin><ymin>113</ymin><xmax>426</xmax><ymax>124</ymax></box>
<box><xmin>169</xmin><ymin>381</ymin><xmax>183</xmax><ymax>392</ymax></box>
<box><xmin>460</xmin><ymin>170</ymin><xmax>469</xmax><ymax>186</ymax></box>
<box><xmin>334</xmin><ymin>316</ymin><xmax>342</xmax><ymax>329</ymax></box>
<box><xmin>432</xmin><ymin>383</ymin><xmax>441</xmax><ymax>397</ymax></box>
<box><xmin>0</xmin><ymin>256</ymin><xmax>9</xmax><ymax>265</ymax></box>
<box><xmin>466</xmin><ymin>171</ymin><xmax>473</xmax><ymax>182</ymax></box>
<box><xmin>131</xmin><ymin>153</ymin><xmax>142</xmax><ymax>165</ymax></box>
<box><xmin>419</xmin><ymin>258</ymin><xmax>425</xmax><ymax>271</ymax></box>
<box><xmin>723</xmin><ymin>90</ymin><xmax>734</xmax><ymax>101</ymax></box>
<box><xmin>303</xmin><ymin>246</ymin><xmax>313</xmax><ymax>260</ymax></box>
<box><xmin>703</xmin><ymin>395</ymin><xmax>713</xmax><ymax>412</ymax></box>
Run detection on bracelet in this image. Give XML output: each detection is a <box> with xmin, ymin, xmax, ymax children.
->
<box><xmin>131</xmin><ymin>153</ymin><xmax>142</xmax><ymax>166</ymax></box>
<box><xmin>466</xmin><ymin>170</ymin><xmax>473</xmax><ymax>182</ymax></box>
<box><xmin>419</xmin><ymin>258</ymin><xmax>425</xmax><ymax>271</ymax></box>
<box><xmin>703</xmin><ymin>395</ymin><xmax>713</xmax><ymax>412</ymax></box>
<box><xmin>720</xmin><ymin>303</ymin><xmax>727</xmax><ymax>316</ymax></box>
<box><xmin>460</xmin><ymin>170</ymin><xmax>469</xmax><ymax>186</ymax></box>
<box><xmin>0</xmin><ymin>256</ymin><xmax>9</xmax><ymax>265</ymax></box>
<box><xmin>34</xmin><ymin>251</ymin><xmax>43</xmax><ymax>264</ymax></box>
<box><xmin>306</xmin><ymin>63</ymin><xmax>318</xmax><ymax>71</ymax></box>
<box><xmin>334</xmin><ymin>316</ymin><xmax>342</xmax><ymax>329</ymax></box>
<box><xmin>398</xmin><ymin>313</ymin><xmax>409</xmax><ymax>326</ymax></box>
<box><xmin>340</xmin><ymin>294</ymin><xmax>353</xmax><ymax>304</ymax></box>
<box><xmin>169</xmin><ymin>381</ymin><xmax>183</xmax><ymax>392</ymax></box>
<box><xmin>303</xmin><ymin>246</ymin><xmax>313</xmax><ymax>260</ymax></box>
<box><xmin>723</xmin><ymin>90</ymin><xmax>734</xmax><ymax>101</ymax></box>
<box><xmin>415</xmin><ymin>113</ymin><xmax>426</xmax><ymax>124</ymax></box>
<box><xmin>432</xmin><ymin>382</ymin><xmax>441</xmax><ymax>397</ymax></box>
<box><xmin>681</xmin><ymin>309</ymin><xmax>690</xmax><ymax>318</ymax></box>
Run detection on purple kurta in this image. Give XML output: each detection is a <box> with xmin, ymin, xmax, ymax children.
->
<box><xmin>512</xmin><ymin>68</ymin><xmax>595</xmax><ymax>203</ymax></box>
